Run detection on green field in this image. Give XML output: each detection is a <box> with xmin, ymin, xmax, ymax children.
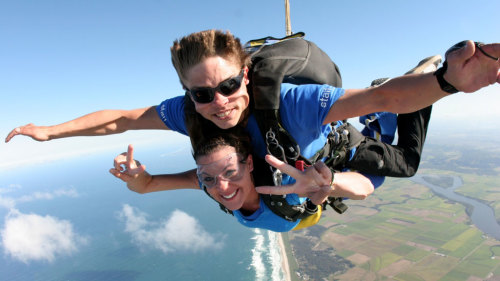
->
<box><xmin>284</xmin><ymin>135</ymin><xmax>500</xmax><ymax>281</ymax></box>
<box><xmin>286</xmin><ymin>172</ymin><xmax>500</xmax><ymax>281</ymax></box>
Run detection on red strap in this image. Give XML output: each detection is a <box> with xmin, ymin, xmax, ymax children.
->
<box><xmin>295</xmin><ymin>160</ymin><xmax>306</xmax><ymax>171</ymax></box>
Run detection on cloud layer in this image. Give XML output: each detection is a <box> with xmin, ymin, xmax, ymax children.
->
<box><xmin>0</xmin><ymin>185</ymin><xmax>80</xmax><ymax>210</ymax></box>
<box><xmin>119</xmin><ymin>204</ymin><xmax>225</xmax><ymax>253</ymax></box>
<box><xmin>1</xmin><ymin>209</ymin><xmax>88</xmax><ymax>263</ymax></box>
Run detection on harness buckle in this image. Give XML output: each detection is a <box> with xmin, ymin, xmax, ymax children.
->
<box><xmin>272</xmin><ymin>169</ymin><xmax>283</xmax><ymax>186</ymax></box>
<box><xmin>323</xmin><ymin>197</ymin><xmax>348</xmax><ymax>214</ymax></box>
<box><xmin>266</xmin><ymin>128</ymin><xmax>287</xmax><ymax>186</ymax></box>
<box><xmin>292</xmin><ymin>205</ymin><xmax>306</xmax><ymax>214</ymax></box>
<box><xmin>266</xmin><ymin>129</ymin><xmax>286</xmax><ymax>162</ymax></box>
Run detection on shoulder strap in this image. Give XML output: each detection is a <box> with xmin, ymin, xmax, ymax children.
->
<box><xmin>248</xmin><ymin>34</ymin><xmax>342</xmax><ymax>111</ymax></box>
<box><xmin>246</xmin><ymin>33</ymin><xmax>342</xmax><ymax>166</ymax></box>
<box><xmin>243</xmin><ymin>32</ymin><xmax>306</xmax><ymax>54</ymax></box>
<box><xmin>261</xmin><ymin>194</ymin><xmax>318</xmax><ymax>222</ymax></box>
<box><xmin>320</xmin><ymin>122</ymin><xmax>365</xmax><ymax>169</ymax></box>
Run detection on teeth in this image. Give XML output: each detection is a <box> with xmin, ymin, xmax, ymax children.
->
<box><xmin>216</xmin><ymin>110</ymin><xmax>231</xmax><ymax>118</ymax></box>
<box><xmin>223</xmin><ymin>190</ymin><xmax>237</xmax><ymax>199</ymax></box>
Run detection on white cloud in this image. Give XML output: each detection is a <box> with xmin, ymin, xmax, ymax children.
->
<box><xmin>119</xmin><ymin>204</ymin><xmax>225</xmax><ymax>254</ymax></box>
<box><xmin>17</xmin><ymin>188</ymin><xmax>80</xmax><ymax>204</ymax></box>
<box><xmin>1</xmin><ymin>131</ymin><xmax>188</xmax><ymax>171</ymax></box>
<box><xmin>0</xmin><ymin>187</ymin><xmax>80</xmax><ymax>210</ymax></box>
<box><xmin>0</xmin><ymin>184</ymin><xmax>22</xmax><ymax>194</ymax></box>
<box><xmin>1</xmin><ymin>209</ymin><xmax>88</xmax><ymax>263</ymax></box>
<box><xmin>0</xmin><ymin>197</ymin><xmax>16</xmax><ymax>210</ymax></box>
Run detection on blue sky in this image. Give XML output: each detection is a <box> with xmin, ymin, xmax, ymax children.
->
<box><xmin>1</xmin><ymin>0</ymin><xmax>499</xmax><ymax>169</ymax></box>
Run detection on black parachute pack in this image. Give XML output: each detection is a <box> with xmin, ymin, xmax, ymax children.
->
<box><xmin>243</xmin><ymin>33</ymin><xmax>364</xmax><ymax>220</ymax></box>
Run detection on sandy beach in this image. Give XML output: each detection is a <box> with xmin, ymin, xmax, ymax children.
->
<box><xmin>278</xmin><ymin>233</ymin><xmax>292</xmax><ymax>281</ymax></box>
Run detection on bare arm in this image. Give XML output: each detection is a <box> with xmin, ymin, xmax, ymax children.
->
<box><xmin>324</xmin><ymin>41</ymin><xmax>500</xmax><ymax>124</ymax></box>
<box><xmin>123</xmin><ymin>171</ymin><xmax>200</xmax><ymax>194</ymax></box>
<box><xmin>5</xmin><ymin>106</ymin><xmax>167</xmax><ymax>142</ymax></box>
<box><xmin>255</xmin><ymin>155</ymin><xmax>374</xmax><ymax>205</ymax></box>
<box><xmin>325</xmin><ymin>73</ymin><xmax>443</xmax><ymax>123</ymax></box>
<box><xmin>109</xmin><ymin>144</ymin><xmax>199</xmax><ymax>194</ymax></box>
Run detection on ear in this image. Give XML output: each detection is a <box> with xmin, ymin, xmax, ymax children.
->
<box><xmin>246</xmin><ymin>153</ymin><xmax>254</xmax><ymax>173</ymax></box>
<box><xmin>243</xmin><ymin>66</ymin><xmax>250</xmax><ymax>85</ymax></box>
<box><xmin>186</xmin><ymin>91</ymin><xmax>196</xmax><ymax>103</ymax></box>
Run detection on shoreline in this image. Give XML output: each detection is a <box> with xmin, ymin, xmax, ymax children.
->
<box><xmin>278</xmin><ymin>233</ymin><xmax>292</xmax><ymax>281</ymax></box>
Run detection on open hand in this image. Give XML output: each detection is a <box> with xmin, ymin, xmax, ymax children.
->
<box><xmin>5</xmin><ymin>124</ymin><xmax>49</xmax><ymax>143</ymax></box>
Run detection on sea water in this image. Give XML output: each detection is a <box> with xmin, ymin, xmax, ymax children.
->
<box><xmin>0</xmin><ymin>143</ymin><xmax>285</xmax><ymax>281</ymax></box>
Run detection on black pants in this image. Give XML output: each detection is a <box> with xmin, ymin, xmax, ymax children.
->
<box><xmin>345</xmin><ymin>105</ymin><xmax>432</xmax><ymax>177</ymax></box>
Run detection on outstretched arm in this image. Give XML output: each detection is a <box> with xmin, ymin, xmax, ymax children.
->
<box><xmin>109</xmin><ymin>144</ymin><xmax>199</xmax><ymax>193</ymax></box>
<box><xmin>5</xmin><ymin>106</ymin><xmax>167</xmax><ymax>143</ymax></box>
<box><xmin>325</xmin><ymin>41</ymin><xmax>500</xmax><ymax>123</ymax></box>
<box><xmin>255</xmin><ymin>154</ymin><xmax>374</xmax><ymax>205</ymax></box>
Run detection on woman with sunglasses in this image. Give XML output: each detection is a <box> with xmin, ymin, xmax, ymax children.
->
<box><xmin>110</xmin><ymin>130</ymin><xmax>374</xmax><ymax>232</ymax></box>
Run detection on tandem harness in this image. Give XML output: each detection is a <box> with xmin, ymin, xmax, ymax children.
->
<box><xmin>200</xmin><ymin>120</ymin><xmax>358</xmax><ymax>223</ymax></box>
<box><xmin>204</xmin><ymin>33</ymin><xmax>365</xmax><ymax>225</ymax></box>
<box><xmin>244</xmin><ymin>33</ymin><xmax>370</xmax><ymax>220</ymax></box>
<box><xmin>205</xmin><ymin>33</ymin><xmax>366</xmax><ymax>223</ymax></box>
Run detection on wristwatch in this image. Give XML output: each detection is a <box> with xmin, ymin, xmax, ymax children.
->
<box><xmin>434</xmin><ymin>61</ymin><xmax>459</xmax><ymax>94</ymax></box>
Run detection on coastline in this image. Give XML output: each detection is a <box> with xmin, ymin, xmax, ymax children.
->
<box><xmin>278</xmin><ymin>233</ymin><xmax>292</xmax><ymax>281</ymax></box>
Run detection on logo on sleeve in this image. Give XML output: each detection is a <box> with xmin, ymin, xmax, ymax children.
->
<box><xmin>319</xmin><ymin>87</ymin><xmax>331</xmax><ymax>108</ymax></box>
<box><xmin>159</xmin><ymin>104</ymin><xmax>167</xmax><ymax>122</ymax></box>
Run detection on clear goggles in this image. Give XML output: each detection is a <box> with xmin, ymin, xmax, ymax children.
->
<box><xmin>196</xmin><ymin>153</ymin><xmax>247</xmax><ymax>188</ymax></box>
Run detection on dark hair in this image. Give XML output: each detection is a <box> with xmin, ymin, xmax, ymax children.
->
<box><xmin>192</xmin><ymin>128</ymin><xmax>251</xmax><ymax>161</ymax></box>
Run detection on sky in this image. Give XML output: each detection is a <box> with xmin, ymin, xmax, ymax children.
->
<box><xmin>1</xmin><ymin>0</ymin><xmax>499</xmax><ymax>169</ymax></box>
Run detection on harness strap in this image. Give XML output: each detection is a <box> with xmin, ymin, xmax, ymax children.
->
<box><xmin>322</xmin><ymin>197</ymin><xmax>348</xmax><ymax>214</ymax></box>
<box><xmin>243</xmin><ymin>32</ymin><xmax>305</xmax><ymax>54</ymax></box>
<box><xmin>258</xmin><ymin>122</ymin><xmax>360</xmax><ymax>221</ymax></box>
<box><xmin>259</xmin><ymin>109</ymin><xmax>300</xmax><ymax>163</ymax></box>
<box><xmin>257</xmin><ymin>108</ymin><xmax>301</xmax><ymax>186</ymax></box>
<box><xmin>261</xmin><ymin>194</ymin><xmax>319</xmax><ymax>222</ymax></box>
<box><xmin>321</xmin><ymin>122</ymin><xmax>365</xmax><ymax>169</ymax></box>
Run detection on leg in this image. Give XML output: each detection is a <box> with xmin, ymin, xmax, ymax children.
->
<box><xmin>344</xmin><ymin>55</ymin><xmax>440</xmax><ymax>177</ymax></box>
<box><xmin>346</xmin><ymin>105</ymin><xmax>432</xmax><ymax>177</ymax></box>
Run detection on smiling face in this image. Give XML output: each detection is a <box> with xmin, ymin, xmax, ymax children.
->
<box><xmin>196</xmin><ymin>145</ymin><xmax>258</xmax><ymax>211</ymax></box>
<box><xmin>184</xmin><ymin>56</ymin><xmax>250</xmax><ymax>129</ymax></box>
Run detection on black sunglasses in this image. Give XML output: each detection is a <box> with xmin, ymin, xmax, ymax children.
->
<box><xmin>186</xmin><ymin>69</ymin><xmax>245</xmax><ymax>104</ymax></box>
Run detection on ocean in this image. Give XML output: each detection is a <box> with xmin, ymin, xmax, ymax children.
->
<box><xmin>0</xmin><ymin>142</ymin><xmax>286</xmax><ymax>281</ymax></box>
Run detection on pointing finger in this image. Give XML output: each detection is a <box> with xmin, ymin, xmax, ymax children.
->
<box><xmin>127</xmin><ymin>144</ymin><xmax>135</xmax><ymax>167</ymax></box>
<box><xmin>265</xmin><ymin>154</ymin><xmax>303</xmax><ymax>179</ymax></box>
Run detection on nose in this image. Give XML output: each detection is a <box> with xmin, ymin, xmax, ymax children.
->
<box><xmin>212</xmin><ymin>92</ymin><xmax>229</xmax><ymax>106</ymax></box>
<box><xmin>215</xmin><ymin>177</ymin><xmax>231</xmax><ymax>192</ymax></box>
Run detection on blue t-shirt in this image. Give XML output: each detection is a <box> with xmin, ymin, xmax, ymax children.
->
<box><xmin>233</xmin><ymin>196</ymin><xmax>302</xmax><ymax>232</ymax></box>
<box><xmin>156</xmin><ymin>84</ymin><xmax>384</xmax><ymax>232</ymax></box>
